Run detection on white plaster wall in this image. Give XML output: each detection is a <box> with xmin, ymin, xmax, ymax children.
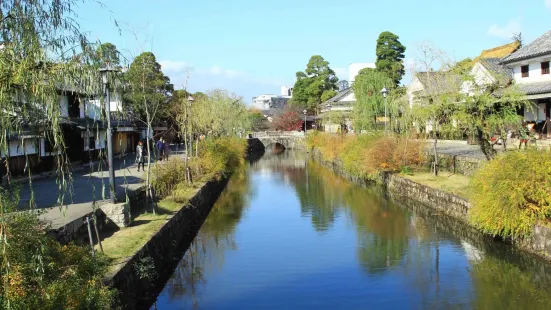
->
<box><xmin>86</xmin><ymin>99</ymin><xmax>102</xmax><ymax>120</ymax></box>
<box><xmin>5</xmin><ymin>139</ymin><xmax>39</xmax><ymax>157</ymax></box>
<box><xmin>523</xmin><ymin>102</ymin><xmax>546</xmax><ymax>121</ymax></box>
<box><xmin>340</xmin><ymin>92</ymin><xmax>356</xmax><ymax>102</ymax></box>
<box><xmin>511</xmin><ymin>58</ymin><xmax>551</xmax><ymax>84</ymax></box>
<box><xmin>59</xmin><ymin>95</ymin><xmax>69</xmax><ymax>117</ymax></box>
<box><xmin>407</xmin><ymin>77</ymin><xmax>424</xmax><ymax>107</ymax></box>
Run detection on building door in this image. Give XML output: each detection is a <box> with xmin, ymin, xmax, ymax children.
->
<box><xmin>62</xmin><ymin>125</ymin><xmax>84</xmax><ymax>162</ymax></box>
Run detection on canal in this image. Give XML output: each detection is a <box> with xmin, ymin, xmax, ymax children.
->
<box><xmin>151</xmin><ymin>151</ymin><xmax>551</xmax><ymax>310</ymax></box>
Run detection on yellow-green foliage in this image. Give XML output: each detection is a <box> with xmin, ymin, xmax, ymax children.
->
<box><xmin>152</xmin><ymin>137</ymin><xmax>246</xmax><ymax>202</ymax></box>
<box><xmin>307</xmin><ymin>132</ymin><xmax>424</xmax><ymax>179</ymax></box>
<box><xmin>2</xmin><ymin>214</ymin><xmax>116</xmax><ymax>309</ymax></box>
<box><xmin>469</xmin><ymin>149</ymin><xmax>551</xmax><ymax>239</ymax></box>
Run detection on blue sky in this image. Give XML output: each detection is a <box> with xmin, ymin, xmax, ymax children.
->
<box><xmin>77</xmin><ymin>0</ymin><xmax>551</xmax><ymax>103</ymax></box>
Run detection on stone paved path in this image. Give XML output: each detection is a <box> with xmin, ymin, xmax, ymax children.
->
<box><xmin>17</xmin><ymin>147</ymin><xmax>184</xmax><ymax>229</ymax></box>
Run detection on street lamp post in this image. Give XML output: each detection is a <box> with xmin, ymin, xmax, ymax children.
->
<box><xmin>99</xmin><ymin>65</ymin><xmax>118</xmax><ymax>203</ymax></box>
<box><xmin>303</xmin><ymin>109</ymin><xmax>307</xmax><ymax>133</ymax></box>
<box><xmin>381</xmin><ymin>87</ymin><xmax>388</xmax><ymax>133</ymax></box>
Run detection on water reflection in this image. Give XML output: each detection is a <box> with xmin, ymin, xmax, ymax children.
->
<box><xmin>153</xmin><ymin>151</ymin><xmax>551</xmax><ymax>310</ymax></box>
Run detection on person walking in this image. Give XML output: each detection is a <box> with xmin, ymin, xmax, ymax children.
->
<box><xmin>136</xmin><ymin>141</ymin><xmax>145</xmax><ymax>172</ymax></box>
<box><xmin>156</xmin><ymin>138</ymin><xmax>164</xmax><ymax>161</ymax></box>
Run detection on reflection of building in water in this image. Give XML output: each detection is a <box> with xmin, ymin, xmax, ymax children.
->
<box><xmin>460</xmin><ymin>240</ymin><xmax>484</xmax><ymax>262</ymax></box>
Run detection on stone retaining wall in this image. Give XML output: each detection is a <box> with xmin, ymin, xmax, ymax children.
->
<box><xmin>424</xmin><ymin>153</ymin><xmax>484</xmax><ymax>176</ymax></box>
<box><xmin>51</xmin><ymin>186</ymin><xmax>146</xmax><ymax>245</ymax></box>
<box><xmin>107</xmin><ymin>177</ymin><xmax>229</xmax><ymax>310</ymax></box>
<box><xmin>311</xmin><ymin>149</ymin><xmax>551</xmax><ymax>262</ymax></box>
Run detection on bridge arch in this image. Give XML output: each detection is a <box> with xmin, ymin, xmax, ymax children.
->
<box><xmin>249</xmin><ymin>132</ymin><xmax>306</xmax><ymax>151</ymax></box>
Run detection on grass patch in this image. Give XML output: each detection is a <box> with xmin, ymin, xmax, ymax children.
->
<box><xmin>401</xmin><ymin>170</ymin><xmax>472</xmax><ymax>199</ymax></box>
<box><xmin>98</xmin><ymin>189</ymin><xmax>200</xmax><ymax>266</ymax></box>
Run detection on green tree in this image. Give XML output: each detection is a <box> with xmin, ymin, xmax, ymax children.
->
<box><xmin>191</xmin><ymin>89</ymin><xmax>250</xmax><ymax>139</ymax></box>
<box><xmin>352</xmin><ymin>68</ymin><xmax>394</xmax><ymax>131</ymax></box>
<box><xmin>96</xmin><ymin>42</ymin><xmax>121</xmax><ymax>67</ymax></box>
<box><xmin>375</xmin><ymin>31</ymin><xmax>406</xmax><ymax>87</ymax></box>
<box><xmin>291</xmin><ymin>55</ymin><xmax>339</xmax><ymax>111</ymax></box>
<box><xmin>0</xmin><ymin>1</ymin><xmax>117</xmax><ymax>308</ymax></box>
<box><xmin>124</xmin><ymin>51</ymin><xmax>173</xmax><ymax>212</ymax></box>
<box><xmin>455</xmin><ymin>86</ymin><xmax>526</xmax><ymax>160</ymax></box>
<box><xmin>248</xmin><ymin>108</ymin><xmax>268</xmax><ymax>131</ymax></box>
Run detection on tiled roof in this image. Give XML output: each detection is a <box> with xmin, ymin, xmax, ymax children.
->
<box><xmin>415</xmin><ymin>71</ymin><xmax>462</xmax><ymax>96</ymax></box>
<box><xmin>321</xmin><ymin>87</ymin><xmax>354</xmax><ymax>105</ymax></box>
<box><xmin>479</xmin><ymin>58</ymin><xmax>513</xmax><ymax>86</ymax></box>
<box><xmin>516</xmin><ymin>81</ymin><xmax>551</xmax><ymax>96</ymax></box>
<box><xmin>473</xmin><ymin>41</ymin><xmax>521</xmax><ymax>62</ymax></box>
<box><xmin>502</xmin><ymin>30</ymin><xmax>551</xmax><ymax>64</ymax></box>
<box><xmin>494</xmin><ymin>81</ymin><xmax>551</xmax><ymax>97</ymax></box>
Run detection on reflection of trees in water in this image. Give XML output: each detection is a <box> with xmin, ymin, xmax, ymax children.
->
<box><xmin>470</xmin><ymin>256</ymin><xmax>551</xmax><ymax>310</ymax></box>
<box><xmin>163</xmin><ymin>168</ymin><xmax>252</xmax><ymax>307</ymax></box>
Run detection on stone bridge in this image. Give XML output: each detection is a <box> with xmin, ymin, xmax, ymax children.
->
<box><xmin>247</xmin><ymin>131</ymin><xmax>306</xmax><ymax>151</ymax></box>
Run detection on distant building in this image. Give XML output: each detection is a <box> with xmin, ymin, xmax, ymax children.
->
<box><xmin>280</xmin><ymin>86</ymin><xmax>293</xmax><ymax>97</ymax></box>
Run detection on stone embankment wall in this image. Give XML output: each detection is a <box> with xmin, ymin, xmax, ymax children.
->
<box><xmin>424</xmin><ymin>153</ymin><xmax>484</xmax><ymax>176</ymax></box>
<box><xmin>50</xmin><ymin>185</ymin><xmax>147</xmax><ymax>245</ymax></box>
<box><xmin>107</xmin><ymin>177</ymin><xmax>229</xmax><ymax>310</ymax></box>
<box><xmin>310</xmin><ymin>149</ymin><xmax>551</xmax><ymax>262</ymax></box>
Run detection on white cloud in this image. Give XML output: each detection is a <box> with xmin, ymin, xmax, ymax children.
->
<box><xmin>205</xmin><ymin>65</ymin><xmax>246</xmax><ymax>78</ymax></box>
<box><xmin>546</xmin><ymin>0</ymin><xmax>551</xmax><ymax>10</ymax></box>
<box><xmin>487</xmin><ymin>17</ymin><xmax>522</xmax><ymax>40</ymax></box>
<box><xmin>159</xmin><ymin>60</ymin><xmax>192</xmax><ymax>73</ymax></box>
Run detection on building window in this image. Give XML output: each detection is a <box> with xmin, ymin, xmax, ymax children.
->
<box><xmin>542</xmin><ymin>62</ymin><xmax>550</xmax><ymax>75</ymax></box>
<box><xmin>521</xmin><ymin>65</ymin><xmax>529</xmax><ymax>78</ymax></box>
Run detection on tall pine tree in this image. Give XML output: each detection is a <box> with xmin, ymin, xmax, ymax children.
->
<box><xmin>375</xmin><ymin>31</ymin><xmax>406</xmax><ymax>87</ymax></box>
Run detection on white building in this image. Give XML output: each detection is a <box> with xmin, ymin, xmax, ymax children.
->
<box><xmin>501</xmin><ymin>30</ymin><xmax>551</xmax><ymax>131</ymax></box>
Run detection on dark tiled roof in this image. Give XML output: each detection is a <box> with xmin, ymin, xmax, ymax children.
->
<box><xmin>494</xmin><ymin>81</ymin><xmax>551</xmax><ymax>97</ymax></box>
<box><xmin>479</xmin><ymin>58</ymin><xmax>513</xmax><ymax>86</ymax></box>
<box><xmin>322</xmin><ymin>87</ymin><xmax>353</xmax><ymax>105</ymax></box>
<box><xmin>516</xmin><ymin>81</ymin><xmax>551</xmax><ymax>96</ymax></box>
<box><xmin>502</xmin><ymin>30</ymin><xmax>551</xmax><ymax>64</ymax></box>
<box><xmin>415</xmin><ymin>71</ymin><xmax>462</xmax><ymax>96</ymax></box>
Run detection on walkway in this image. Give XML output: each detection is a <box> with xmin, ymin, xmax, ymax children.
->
<box><xmin>17</xmin><ymin>148</ymin><xmax>184</xmax><ymax>230</ymax></box>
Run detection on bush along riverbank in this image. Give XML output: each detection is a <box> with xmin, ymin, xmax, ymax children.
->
<box><xmin>102</xmin><ymin>137</ymin><xmax>247</xmax><ymax>309</ymax></box>
<box><xmin>0</xmin><ymin>188</ymin><xmax>117</xmax><ymax>309</ymax></box>
<box><xmin>307</xmin><ymin>133</ymin><xmax>551</xmax><ymax>261</ymax></box>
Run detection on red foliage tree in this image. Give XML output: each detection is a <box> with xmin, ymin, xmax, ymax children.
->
<box><xmin>272</xmin><ymin>109</ymin><xmax>304</xmax><ymax>131</ymax></box>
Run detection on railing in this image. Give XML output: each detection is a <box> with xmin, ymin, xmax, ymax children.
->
<box><xmin>251</xmin><ymin>131</ymin><xmax>305</xmax><ymax>138</ymax></box>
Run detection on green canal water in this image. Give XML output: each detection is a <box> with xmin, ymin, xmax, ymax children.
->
<box><xmin>151</xmin><ymin>151</ymin><xmax>551</xmax><ymax>310</ymax></box>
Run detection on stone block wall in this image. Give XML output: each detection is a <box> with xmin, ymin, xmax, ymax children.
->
<box><xmin>107</xmin><ymin>177</ymin><xmax>230</xmax><ymax>309</ymax></box>
<box><xmin>424</xmin><ymin>153</ymin><xmax>484</xmax><ymax>176</ymax></box>
<box><xmin>311</xmin><ymin>149</ymin><xmax>551</xmax><ymax>262</ymax></box>
<box><xmin>51</xmin><ymin>185</ymin><xmax>147</xmax><ymax>245</ymax></box>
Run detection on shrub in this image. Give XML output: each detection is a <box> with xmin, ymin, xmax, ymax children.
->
<box><xmin>1</xmin><ymin>213</ymin><xmax>117</xmax><ymax>309</ymax></box>
<box><xmin>308</xmin><ymin>133</ymin><xmax>424</xmax><ymax>179</ymax></box>
<box><xmin>469</xmin><ymin>149</ymin><xmax>551</xmax><ymax>239</ymax></box>
<box><xmin>152</xmin><ymin>137</ymin><xmax>246</xmax><ymax>202</ymax></box>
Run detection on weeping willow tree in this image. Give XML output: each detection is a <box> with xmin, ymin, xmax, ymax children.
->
<box><xmin>0</xmin><ymin>1</ymin><xmax>116</xmax><ymax>308</ymax></box>
<box><xmin>352</xmin><ymin>68</ymin><xmax>395</xmax><ymax>132</ymax></box>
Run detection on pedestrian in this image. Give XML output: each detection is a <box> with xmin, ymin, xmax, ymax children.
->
<box><xmin>519</xmin><ymin>122</ymin><xmax>529</xmax><ymax>150</ymax></box>
<box><xmin>163</xmin><ymin>138</ymin><xmax>170</xmax><ymax>160</ymax></box>
<box><xmin>156</xmin><ymin>138</ymin><xmax>164</xmax><ymax>161</ymax></box>
<box><xmin>136</xmin><ymin>141</ymin><xmax>145</xmax><ymax>172</ymax></box>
